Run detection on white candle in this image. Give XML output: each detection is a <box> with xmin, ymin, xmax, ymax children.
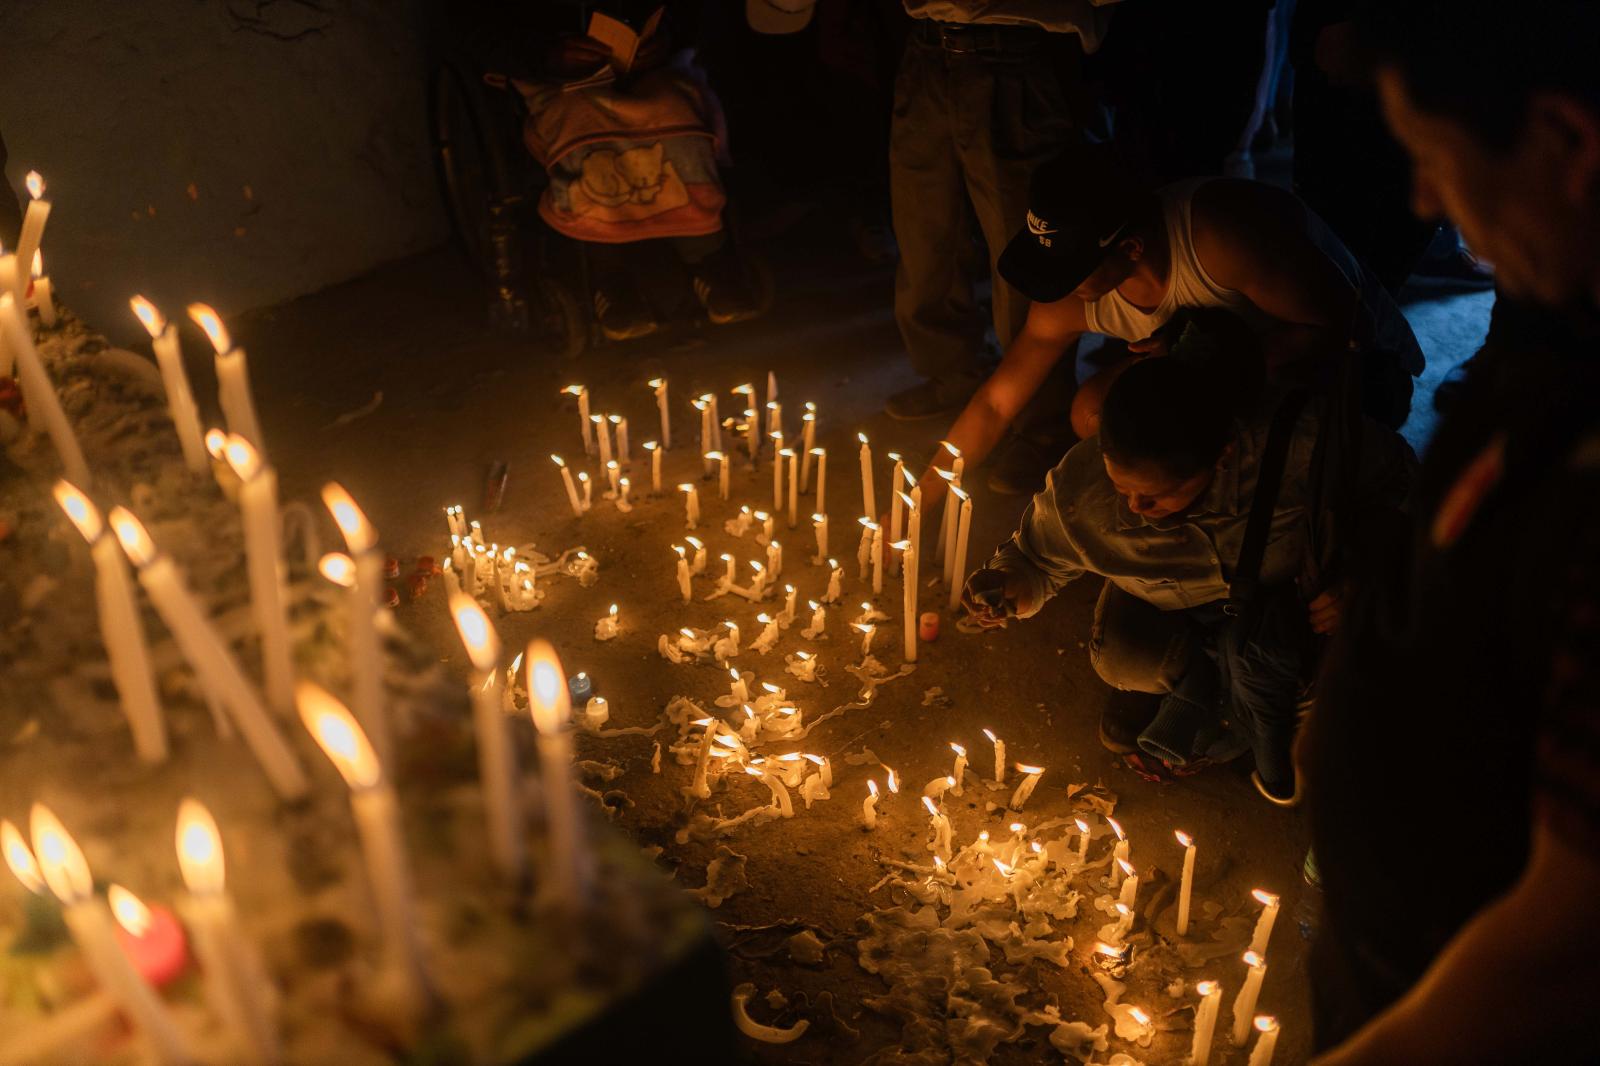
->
<box><xmin>644</xmin><ymin>441</ymin><xmax>662</xmax><ymax>493</ymax></box>
<box><xmin>800</xmin><ymin>408</ymin><xmax>817</xmax><ymax>491</ymax></box>
<box><xmin>13</xmin><ymin>172</ymin><xmax>51</xmax><ymax>305</ymax></box>
<box><xmin>0</xmin><ymin>255</ymin><xmax>15</xmax><ymax>352</ymax></box>
<box><xmin>720</xmin><ymin>553</ymin><xmax>737</xmax><ymax>587</ymax></box>
<box><xmin>563</xmin><ymin>385</ymin><xmax>592</xmax><ymax>453</ymax></box>
<box><xmin>1117</xmin><ymin>859</ymin><xmax>1139</xmax><ymax>909</ymax></box>
<box><xmin>856</xmin><ymin>518</ymin><xmax>874</xmax><ymax>579</ymax></box>
<box><xmin>862</xmin><ymin>779</ymin><xmax>880</xmax><ymax>829</ymax></box>
<box><xmin>824</xmin><ymin>559</ymin><xmax>843</xmax><ymax>603</ymax></box>
<box><xmin>1108</xmin><ymin>817</ymin><xmax>1129</xmax><ymax>885</ymax></box>
<box><xmin>321</xmin><ymin>484</ymin><xmax>393</xmax><ymax>772</ymax></box>
<box><xmin>679</xmin><ymin>483</ymin><xmax>700</xmax><ymax>529</ymax></box>
<box><xmin>812</xmin><ymin>512</ymin><xmax>829</xmax><ymax>564</ymax></box>
<box><xmin>696</xmin><ymin>398</ymin><xmax>713</xmax><ymax>473</ymax></box>
<box><xmin>525</xmin><ymin>640</ymin><xmax>591</xmax><ymax>909</ymax></box>
<box><xmin>766</xmin><ymin>396</ymin><xmax>782</xmax><ymax>441</ymax></box>
<box><xmin>605</xmin><ymin>460</ymin><xmax>620</xmax><ymax>497</ymax></box>
<box><xmin>189</xmin><ymin>303</ymin><xmax>265</xmax><ymax>453</ymax></box>
<box><xmin>1190</xmin><ymin>979</ymin><xmax>1222</xmax><ymax>1066</ymax></box>
<box><xmin>811</xmin><ymin>447</ymin><xmax>827</xmax><ymax>514</ymax></box>
<box><xmin>222</xmin><ymin>437</ymin><xmax>295</xmax><ymax>717</ymax></box>
<box><xmin>130</xmin><ymin>297</ymin><xmax>208</xmax><ymax>473</ymax></box>
<box><xmin>687</xmin><ymin>718</ymin><xmax>716</xmax><ymax>799</ymax></box>
<box><xmin>611</xmin><ymin>414</ymin><xmax>629</xmax><ymax>464</ymax></box>
<box><xmin>746</xmin><ymin>765</ymin><xmax>794</xmax><ymax>818</ymax></box>
<box><xmin>709</xmin><ymin>393</ymin><xmax>723</xmax><ymax>452</ymax></box>
<box><xmin>922</xmin><ymin>796</ymin><xmax>952</xmax><ymax>861</ymax></box>
<box><xmin>579</xmin><ymin>471</ymin><xmax>593</xmax><ymax>510</ymax></box>
<box><xmin>1246</xmin><ymin>1016</ymin><xmax>1280</xmax><ymax>1066</ymax></box>
<box><xmin>298</xmin><ymin>684</ymin><xmax>432</xmax><ymax>1015</ymax></box>
<box><xmin>857</xmin><ymin>433</ymin><xmax>875</xmax><ymax>519</ymax></box>
<box><xmin>895</xmin><ymin>540</ymin><xmax>917</xmax><ymax>662</ymax></box>
<box><xmin>31</xmin><ymin>250</ymin><xmax>56</xmax><ymax>327</ymax></box>
<box><xmin>1248</xmin><ymin>889</ymin><xmax>1281</xmax><ymax>956</ymax></box>
<box><xmin>785</xmin><ymin>448</ymin><xmax>799</xmax><ymax>528</ymax></box>
<box><xmin>767</xmin><ymin>539</ymin><xmax>783</xmax><ymax>580</ymax></box>
<box><xmin>450</xmin><ymin>596</ymin><xmax>525</xmax><ymax>884</ymax></box>
<box><xmin>708</xmin><ymin>451</ymin><xmax>730</xmax><ymax>498</ymax></box>
<box><xmin>550</xmin><ymin>455</ymin><xmax>584</xmax><ymax>516</ymax></box>
<box><xmin>1176</xmin><ymin>831</ymin><xmax>1197</xmax><ymax>936</ymax></box>
<box><xmin>759</xmin><ymin>510</ymin><xmax>776</xmax><ymax>545</ymax></box>
<box><xmin>674</xmin><ymin>546</ymin><xmax>693</xmax><ymax>603</ymax></box>
<box><xmin>948</xmin><ymin>743</ymin><xmax>967</xmax><ymax>795</ymax></box>
<box><xmin>781</xmin><ymin>583</ymin><xmax>798</xmax><ymax>624</ymax></box>
<box><xmin>0</xmin><ymin>294</ymin><xmax>89</xmax><ymax>485</ymax></box>
<box><xmin>1231</xmin><ymin>951</ymin><xmax>1267</xmax><ymax>1046</ymax></box>
<box><xmin>870</xmin><ymin>522</ymin><xmax>884</xmax><ymax>595</ymax></box>
<box><xmin>854</xmin><ymin>622</ymin><xmax>876</xmax><ymax>658</ymax></box>
<box><xmin>648</xmin><ymin>377</ymin><xmax>671</xmax><ymax>449</ymax></box>
<box><xmin>903</xmin><ymin>491</ymin><xmax>922</xmax><ymax>586</ymax></box>
<box><xmin>805</xmin><ymin>599</ymin><xmax>826</xmax><ymax>637</ymax></box>
<box><xmin>53</xmin><ymin>482</ymin><xmax>167</xmax><ymax>763</ymax></box>
<box><xmin>30</xmin><ymin>806</ymin><xmax>194</xmax><ymax>1066</ymax></box>
<box><xmin>749</xmin><ymin>561</ymin><xmax>769</xmax><ymax>599</ymax></box>
<box><xmin>728</xmin><ymin>667</ymin><xmax>749</xmax><ymax>704</ymax></box>
<box><xmin>888</xmin><ymin>454</ymin><xmax>905</xmax><ymax>572</ymax></box>
<box><xmin>771</xmin><ymin>437</ymin><xmax>784</xmax><ymax>511</ymax></box>
<box><xmin>593</xmin><ymin>414</ymin><xmax>613</xmax><ymax>469</ymax></box>
<box><xmin>1009</xmin><ymin>764</ymin><xmax>1045</xmax><ymax>809</ymax></box>
<box><xmin>109</xmin><ymin>508</ymin><xmax>308</xmax><ymax>800</ymax></box>
<box><xmin>1075</xmin><ymin>818</ymin><xmax>1092</xmax><ymax>865</ymax></box>
<box><xmin>946</xmin><ymin>487</ymin><xmax>973</xmax><ymax>610</ymax></box>
<box><xmin>983</xmin><ymin>728</ymin><xmax>1006</xmax><ymax>784</ymax></box>
<box><xmin>617</xmin><ymin>477</ymin><xmax>632</xmax><ymax>510</ymax></box>
<box><xmin>175</xmin><ymin>799</ymin><xmax>280</xmax><ymax>1066</ymax></box>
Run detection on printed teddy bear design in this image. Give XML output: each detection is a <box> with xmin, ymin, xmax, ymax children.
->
<box><xmin>580</xmin><ymin>143</ymin><xmax>668</xmax><ymax>207</ymax></box>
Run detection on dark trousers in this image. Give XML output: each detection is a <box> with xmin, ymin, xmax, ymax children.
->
<box><xmin>889</xmin><ymin>27</ymin><xmax>1076</xmax><ymax>395</ymax></box>
<box><xmin>1089</xmin><ymin>581</ymin><xmax>1309</xmax><ymax>783</ymax></box>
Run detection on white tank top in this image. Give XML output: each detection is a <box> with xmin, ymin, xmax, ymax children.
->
<box><xmin>1082</xmin><ymin>179</ymin><xmax>1425</xmax><ymax>376</ymax></box>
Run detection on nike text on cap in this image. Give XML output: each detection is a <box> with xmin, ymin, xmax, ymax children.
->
<box><xmin>999</xmin><ymin>149</ymin><xmax>1154</xmax><ymax>304</ymax></box>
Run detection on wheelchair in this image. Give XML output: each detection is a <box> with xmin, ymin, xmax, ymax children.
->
<box><xmin>430</xmin><ymin>54</ymin><xmax>773</xmax><ymax>358</ymax></box>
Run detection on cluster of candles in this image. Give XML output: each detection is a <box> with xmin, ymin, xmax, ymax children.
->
<box><xmin>443</xmin><ymin>506</ymin><xmax>543</xmax><ymax>612</ymax></box>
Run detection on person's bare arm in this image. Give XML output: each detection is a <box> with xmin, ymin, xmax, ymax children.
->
<box><xmin>914</xmin><ymin>296</ymin><xmax>1086</xmax><ymax>510</ymax></box>
<box><xmin>1311</xmin><ymin>819</ymin><xmax>1600</xmax><ymax>1064</ymax></box>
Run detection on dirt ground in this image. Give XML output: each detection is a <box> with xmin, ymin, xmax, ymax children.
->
<box><xmin>230</xmin><ymin>229</ymin><xmax>1337</xmax><ymax>1065</ymax></box>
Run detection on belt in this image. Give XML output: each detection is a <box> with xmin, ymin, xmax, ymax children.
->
<box><xmin>910</xmin><ymin>18</ymin><xmax>1048</xmax><ymax>54</ymax></box>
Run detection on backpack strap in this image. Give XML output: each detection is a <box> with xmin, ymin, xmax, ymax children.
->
<box><xmin>1230</xmin><ymin>389</ymin><xmax>1312</xmax><ymax>611</ymax></box>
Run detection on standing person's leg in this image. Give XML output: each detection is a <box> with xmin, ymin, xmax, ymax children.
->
<box><xmin>1218</xmin><ymin>585</ymin><xmax>1312</xmax><ymax>800</ymax></box>
<box><xmin>887</xmin><ymin>34</ymin><xmax>983</xmax><ymax>420</ymax></box>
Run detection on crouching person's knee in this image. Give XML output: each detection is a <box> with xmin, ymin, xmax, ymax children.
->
<box><xmin>1089</xmin><ymin>630</ymin><xmax>1176</xmax><ymax>694</ymax></box>
<box><xmin>1090</xmin><ymin>582</ymin><xmax>1186</xmax><ymax>694</ymax></box>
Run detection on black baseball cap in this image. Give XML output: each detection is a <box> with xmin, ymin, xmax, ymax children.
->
<box><xmin>998</xmin><ymin>149</ymin><xmax>1156</xmax><ymax>304</ymax></box>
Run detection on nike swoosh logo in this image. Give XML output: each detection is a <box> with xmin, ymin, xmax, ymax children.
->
<box><xmin>1097</xmin><ymin>222</ymin><xmax>1128</xmax><ymax>248</ymax></box>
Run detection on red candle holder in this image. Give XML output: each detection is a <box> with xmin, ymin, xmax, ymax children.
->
<box><xmin>919</xmin><ymin>612</ymin><xmax>941</xmax><ymax>642</ymax></box>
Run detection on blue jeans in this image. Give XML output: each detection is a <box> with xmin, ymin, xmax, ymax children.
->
<box><xmin>1090</xmin><ymin>581</ymin><xmax>1309</xmax><ymax>785</ymax></box>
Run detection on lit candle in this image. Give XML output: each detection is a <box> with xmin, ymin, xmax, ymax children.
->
<box><xmin>1176</xmin><ymin>831</ymin><xmax>1197</xmax><ymax>936</ymax></box>
<box><xmin>1117</xmin><ymin>859</ymin><xmax>1139</xmax><ymax>909</ymax></box>
<box><xmin>771</xmin><ymin>436</ymin><xmax>784</xmax><ymax>511</ymax></box>
<box><xmin>673</xmin><ymin>546</ymin><xmax>693</xmax><ymax>603</ymax></box>
<box><xmin>550</xmin><ymin>455</ymin><xmax>583</xmax><ymax>516</ymax></box>
<box><xmin>29</xmin><ymin>806</ymin><xmax>194</xmax><ymax>1065</ymax></box>
<box><xmin>525</xmin><ymin>640</ymin><xmax>592</xmax><ymax>909</ymax></box>
<box><xmin>902</xmin><ymin>490</ymin><xmax>922</xmax><ymax>587</ymax></box>
<box><xmin>1248</xmin><ymin>889</ymin><xmax>1280</xmax><ymax>956</ymax></box>
<box><xmin>983</xmin><ymin>728</ymin><xmax>1006</xmax><ymax>784</ymax></box>
<box><xmin>720</xmin><ymin>553</ymin><xmax>737</xmax><ymax>588</ymax></box>
<box><xmin>767</xmin><ymin>396</ymin><xmax>783</xmax><ymax>441</ymax></box>
<box><xmin>1075</xmin><ymin>818</ymin><xmax>1092</xmax><ymax>865</ymax></box>
<box><xmin>894</xmin><ymin>539</ymin><xmax>917</xmax><ymax>662</ymax></box>
<box><xmin>757</xmin><ymin>510</ymin><xmax>776</xmax><ymax>544</ymax></box>
<box><xmin>0</xmin><ymin>294</ymin><xmax>89</xmax><ymax>485</ymax></box>
<box><xmin>728</xmin><ymin>667</ymin><xmax>749</xmax><ymax>704</ymax></box>
<box><xmin>752</xmin><ymin>612</ymin><xmax>781</xmax><ymax>653</ymax></box>
<box><xmin>856</xmin><ymin>517</ymin><xmax>874</xmax><ymax>579</ymax></box>
<box><xmin>593</xmin><ymin>414</ymin><xmax>613</xmax><ymax>469</ymax></box>
<box><xmin>578</xmin><ymin>471</ymin><xmax>593</xmax><ymax>510</ymax></box>
<box><xmin>949</xmin><ymin>743</ymin><xmax>967</xmax><ymax>795</ymax></box>
<box><xmin>617</xmin><ymin>476</ymin><xmax>633</xmax><ymax>511</ymax></box>
<box><xmin>708</xmin><ymin>450</ymin><xmax>730</xmax><ymax>498</ymax></box>
<box><xmin>321</xmin><ymin>483</ymin><xmax>393</xmax><ymax>772</ymax></box>
<box><xmin>945</xmin><ymin>487</ymin><xmax>973</xmax><ymax>611</ymax></box>
<box><xmin>189</xmin><ymin>302</ymin><xmax>264</xmax><ymax>453</ymax></box>
<box><xmin>562</xmin><ymin>384</ymin><xmax>592</xmax><ymax>453</ymax></box>
<box><xmin>107</xmin><ymin>885</ymin><xmax>188</xmax><ymax>987</ymax></box>
<box><xmin>1190</xmin><ymin>979</ymin><xmax>1222</xmax><ymax>1066</ymax></box>
<box><xmin>812</xmin><ymin>512</ymin><xmax>829</xmax><ymax>564</ymax></box>
<box><xmin>53</xmin><ymin>482</ymin><xmax>167</xmax><ymax>762</ymax></box>
<box><xmin>109</xmin><ymin>508</ymin><xmax>308</xmax><ymax>800</ymax></box>
<box><xmin>811</xmin><ymin>447</ymin><xmax>827</xmax><ymax>514</ymax></box>
<box><xmin>13</xmin><ymin>172</ymin><xmax>51</xmax><ymax>304</ymax></box>
<box><xmin>922</xmin><ymin>775</ymin><xmax>956</xmax><ymax>800</ymax></box>
<box><xmin>680</xmin><ymin>483</ymin><xmax>700</xmax><ymax>529</ymax></box>
<box><xmin>749</xmin><ymin>561</ymin><xmax>769</xmax><ymax>599</ymax></box>
<box><xmin>1009</xmin><ymin>764</ymin><xmax>1045</xmax><ymax>810</ymax></box>
<box><xmin>746</xmin><ymin>765</ymin><xmax>794</xmax><ymax>818</ymax></box>
<box><xmin>1108</xmin><ymin>817</ymin><xmax>1129</xmax><ymax>886</ymax></box>
<box><xmin>30</xmin><ymin>249</ymin><xmax>56</xmax><ymax>327</ymax></box>
<box><xmin>785</xmin><ymin>448</ymin><xmax>799</xmax><ymax>528</ymax></box>
<box><xmin>922</xmin><ymin>796</ymin><xmax>952</xmax><ymax>861</ymax></box>
<box><xmin>862</xmin><ymin>779</ymin><xmax>880</xmax><ymax>829</ymax></box>
<box><xmin>788</xmin><ymin>650</ymin><xmax>819</xmax><ymax>682</ymax></box>
<box><xmin>1231</xmin><ymin>952</ymin><xmax>1268</xmax><ymax>1046</ymax></box>
<box><xmin>129</xmin><ymin>296</ymin><xmax>208</xmax><ymax>473</ymax></box>
<box><xmin>854</xmin><ymin>622</ymin><xmax>877</xmax><ymax>658</ymax></box>
<box><xmin>222</xmin><ymin>437</ymin><xmax>294</xmax><ymax>717</ymax></box>
<box><xmin>857</xmin><ymin>432</ymin><xmax>875</xmax><ymax>520</ymax></box>
<box><xmin>648</xmin><ymin>377</ymin><xmax>671</xmax><ymax>449</ymax></box>
<box><xmin>804</xmin><ymin>599</ymin><xmax>825</xmax><ymax>638</ymax></box>
<box><xmin>1246</xmin><ymin>1015</ymin><xmax>1280</xmax><ymax>1066</ymax></box>
<box><xmin>174</xmin><ymin>799</ymin><xmax>279</xmax><ymax>1065</ymax></box>
<box><xmin>644</xmin><ymin>441</ymin><xmax>662</xmax><ymax>493</ymax></box>
<box><xmin>687</xmin><ymin>718</ymin><xmax>716</xmax><ymax>799</ymax></box>
<box><xmin>450</xmin><ymin>595</ymin><xmax>525</xmax><ymax>884</ymax></box>
<box><xmin>800</xmin><ymin>407</ymin><xmax>817</xmax><ymax>491</ymax></box>
<box><xmin>887</xmin><ymin>453</ymin><xmax>905</xmax><ymax>572</ymax></box>
<box><xmin>297</xmin><ymin>684</ymin><xmax>432</xmax><ymax>1015</ymax></box>
<box><xmin>611</xmin><ymin>414</ymin><xmax>629</xmax><ymax>464</ymax></box>
<box><xmin>605</xmin><ymin>459</ymin><xmax>620</xmax><ymax>497</ymax></box>
<box><xmin>870</xmin><ymin>521</ymin><xmax>884</xmax><ymax>595</ymax></box>
<box><xmin>781</xmin><ymin>583</ymin><xmax>798</xmax><ymax>624</ymax></box>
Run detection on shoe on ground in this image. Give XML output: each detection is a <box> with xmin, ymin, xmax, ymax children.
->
<box><xmin>691</xmin><ymin>253</ymin><xmax>763</xmax><ymax>326</ymax></box>
<box><xmin>593</xmin><ymin>286</ymin><xmax>657</xmax><ymax>342</ymax></box>
<box><xmin>986</xmin><ymin>433</ymin><xmax>1073</xmax><ymax>495</ymax></box>
<box><xmin>1099</xmin><ymin>691</ymin><xmax>1159</xmax><ymax>755</ymax></box>
<box><xmin>884</xmin><ymin>378</ymin><xmax>978</xmax><ymax>421</ymax></box>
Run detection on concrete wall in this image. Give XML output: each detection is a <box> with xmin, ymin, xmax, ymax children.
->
<box><xmin>0</xmin><ymin>0</ymin><xmax>448</xmax><ymax>344</ymax></box>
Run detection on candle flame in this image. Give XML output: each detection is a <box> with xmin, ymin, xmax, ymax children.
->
<box><xmin>186</xmin><ymin>302</ymin><xmax>232</xmax><ymax>354</ymax></box>
<box><xmin>577</xmin><ymin>472</ymin><xmax>590</xmax><ymax>483</ymax></box>
<box><xmin>606</xmin><ymin>460</ymin><xmax>618</xmax><ymax>472</ymax></box>
<box><xmin>1254</xmin><ymin>1015</ymin><xmax>1278</xmax><ymax>1033</ymax></box>
<box><xmin>608</xmin><ymin>603</ymin><xmax>618</xmax><ymax>619</ymax></box>
<box><xmin>810</xmin><ymin>447</ymin><xmax>825</xmax><ymax>458</ymax></box>
<box><xmin>52</xmin><ymin>480</ymin><xmax>103</xmax><ymax>543</ymax></box>
<box><xmin>936</xmin><ymin>468</ymin><xmax>956</xmax><ymax>483</ymax></box>
<box><xmin>107</xmin><ymin>506</ymin><xmax>156</xmax><ymax>567</ymax></box>
<box><xmin>643</xmin><ymin>440</ymin><xmax>657</xmax><ymax>451</ymax></box>
<box><xmin>950</xmin><ymin>485</ymin><xmax>970</xmax><ymax>502</ymax></box>
<box><xmin>1016</xmin><ymin>764</ymin><xmax>1045</xmax><ymax>775</ymax></box>
<box><xmin>744</xmin><ymin>766</ymin><xmax>765</xmax><ymax>779</ymax></box>
<box><xmin>1075</xmin><ymin>818</ymin><xmax>1090</xmax><ymax>833</ymax></box>
<box><xmin>1031</xmin><ymin>841</ymin><xmax>1043</xmax><ymax>854</ymax></box>
<box><xmin>1129</xmin><ymin>1007</ymin><xmax>1150</xmax><ymax>1025</ymax></box>
<box><xmin>714</xmin><ymin>734</ymin><xmax>742</xmax><ymax>750</ymax></box>
<box><xmin>647</xmin><ymin>377</ymin><xmax>665</xmax><ymax>389</ymax></box>
<box><xmin>1108</xmin><ymin>816</ymin><xmax>1125</xmax><ymax>841</ymax></box>
<box><xmin>525</xmin><ymin>638</ymin><xmax>570</xmax><ymax>735</ymax></box>
<box><xmin>1010</xmin><ymin>823</ymin><xmax>1025</xmax><ymax>834</ymax></box>
<box><xmin>680</xmin><ymin>627</ymin><xmax>696</xmax><ymax>639</ymax></box>
<box><xmin>993</xmin><ymin>858</ymin><xmax>1013</xmax><ymax>876</ymax></box>
<box><xmin>685</xmin><ymin>537</ymin><xmax>703</xmax><ymax>552</ymax></box>
<box><xmin>1176</xmin><ymin>830</ymin><xmax>1194</xmax><ymax>848</ymax></box>
<box><xmin>921</xmin><ymin>796</ymin><xmax>940</xmax><ymax>817</ymax></box>
<box><xmin>128</xmin><ymin>295</ymin><xmax>166</xmax><ymax>337</ymax></box>
<box><xmin>867</xmin><ymin>779</ymin><xmax>879</xmax><ymax>797</ymax></box>
<box><xmin>1252</xmin><ymin>888</ymin><xmax>1279</xmax><ymax>906</ymax></box>
<box><xmin>298</xmin><ymin>681</ymin><xmax>382</xmax><ymax>790</ymax></box>
<box><xmin>678</xmin><ymin>483</ymin><xmax>695</xmax><ymax>493</ymax></box>
<box><xmin>1196</xmin><ymin>980</ymin><xmax>1218</xmax><ymax>996</ymax></box>
<box><xmin>176</xmin><ymin>797</ymin><xmax>225</xmax><ymax>895</ymax></box>
<box><xmin>796</xmin><ymin>651</ymin><xmax>811</xmax><ymax>661</ymax></box>
<box><xmin>25</xmin><ymin>171</ymin><xmax>44</xmax><ymax>199</ymax></box>
<box><xmin>29</xmin><ymin>804</ymin><xmax>92</xmax><ymax>904</ymax></box>
<box><xmin>856</xmin><ymin>432</ymin><xmax>868</xmax><ymax>445</ymax></box>
<box><xmin>222</xmin><ymin>434</ymin><xmax>263</xmax><ymax>481</ymax></box>
<box><xmin>1117</xmin><ymin>858</ymin><xmax>1134</xmax><ymax>877</ymax></box>
<box><xmin>562</xmin><ymin>384</ymin><xmax>585</xmax><ymax>397</ymax></box>
<box><xmin>950</xmin><ymin>742</ymin><xmax>966</xmax><ymax>757</ymax></box>
<box><xmin>1243</xmin><ymin>950</ymin><xmax>1264</xmax><ymax>968</ymax></box>
<box><xmin>890</xmin><ymin>539</ymin><xmax>910</xmax><ymax>551</ymax></box>
<box><xmin>320</xmin><ymin>482</ymin><xmax>376</xmax><ymax>554</ymax></box>
<box><xmin>450</xmin><ymin>592</ymin><xmax>501</xmax><ymax>673</ymax></box>
<box><xmin>803</xmin><ymin>753</ymin><xmax>823</xmax><ymax>765</ymax></box>
<box><xmin>107</xmin><ymin>884</ymin><xmax>153</xmax><ymax>937</ymax></box>
<box><xmin>1</xmin><ymin>820</ymin><xmax>45</xmax><ymax>895</ymax></box>
<box><xmin>1115</xmin><ymin>902</ymin><xmax>1130</xmax><ymax>916</ymax></box>
<box><xmin>1094</xmin><ymin>942</ymin><xmax>1122</xmax><ymax>958</ymax></box>
<box><xmin>886</xmin><ymin>769</ymin><xmax>899</xmax><ymax>793</ymax></box>
<box><xmin>828</xmin><ymin>558</ymin><xmax>839</xmax><ymax>569</ymax></box>
<box><xmin>551</xmin><ymin>454</ymin><xmax>566</xmax><ymax>467</ymax></box>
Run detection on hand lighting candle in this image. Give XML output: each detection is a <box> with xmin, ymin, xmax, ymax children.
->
<box><xmin>1009</xmin><ymin>764</ymin><xmax>1045</xmax><ymax>810</ymax></box>
<box><xmin>1190</xmin><ymin>979</ymin><xmax>1223</xmax><ymax>1066</ymax></box>
<box><xmin>129</xmin><ymin>296</ymin><xmax>208</xmax><ymax>473</ymax></box>
<box><xmin>525</xmin><ymin>640</ymin><xmax>593</xmax><ymax>909</ymax></box>
<box><xmin>53</xmin><ymin>482</ymin><xmax>167</xmax><ymax>762</ymax></box>
<box><xmin>562</xmin><ymin>384</ymin><xmax>593</xmax><ymax>453</ymax></box>
<box><xmin>110</xmin><ymin>508</ymin><xmax>308</xmax><ymax>799</ymax></box>
<box><xmin>297</xmin><ymin>684</ymin><xmax>433</xmax><ymax>1016</ymax></box>
<box><xmin>223</xmin><ymin>436</ymin><xmax>295</xmax><ymax>717</ymax></box>
<box><xmin>1248</xmin><ymin>889</ymin><xmax>1280</xmax><ymax>956</ymax></box>
<box><xmin>175</xmin><ymin>799</ymin><xmax>280</xmax><ymax>1066</ymax></box>
<box><xmin>189</xmin><ymin>302</ymin><xmax>265</xmax><ymax>453</ymax></box>
<box><xmin>30</xmin><ymin>806</ymin><xmax>194</xmax><ymax>1065</ymax></box>
<box><xmin>1231</xmin><ymin>952</ymin><xmax>1268</xmax><ymax>1046</ymax></box>
<box><xmin>450</xmin><ymin>596</ymin><xmax>525</xmax><ymax>884</ymax></box>
<box><xmin>983</xmin><ymin>728</ymin><xmax>1006</xmax><ymax>784</ymax></box>
<box><xmin>321</xmin><ymin>483</ymin><xmax>393</xmax><ymax>772</ymax></box>
<box><xmin>1</xmin><ymin>294</ymin><xmax>89</xmax><ymax>485</ymax></box>
<box><xmin>648</xmin><ymin>377</ymin><xmax>671</xmax><ymax>448</ymax></box>
<box><xmin>857</xmin><ymin>433</ymin><xmax>875</xmax><ymax>519</ymax></box>
<box><xmin>1176</xmin><ymin>831</ymin><xmax>1197</xmax><ymax>936</ymax></box>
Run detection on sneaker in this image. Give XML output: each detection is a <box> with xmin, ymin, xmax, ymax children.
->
<box><xmin>985</xmin><ymin>434</ymin><xmax>1072</xmax><ymax>495</ymax></box>
<box><xmin>1099</xmin><ymin>691</ymin><xmax>1159</xmax><ymax>754</ymax></box>
<box><xmin>884</xmin><ymin>378</ymin><xmax>977</xmax><ymax>421</ymax></box>
<box><xmin>691</xmin><ymin>254</ymin><xmax>762</xmax><ymax>326</ymax></box>
<box><xmin>593</xmin><ymin>286</ymin><xmax>657</xmax><ymax>342</ymax></box>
